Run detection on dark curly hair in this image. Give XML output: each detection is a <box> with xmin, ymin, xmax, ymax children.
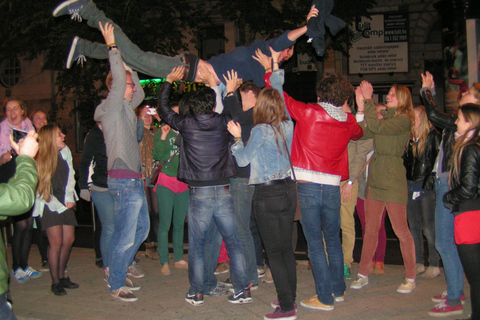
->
<box><xmin>188</xmin><ymin>87</ymin><xmax>216</xmax><ymax>115</ymax></box>
<box><xmin>316</xmin><ymin>73</ymin><xmax>354</xmax><ymax>107</ymax></box>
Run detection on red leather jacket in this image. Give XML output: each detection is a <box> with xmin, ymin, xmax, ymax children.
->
<box><xmin>282</xmin><ymin>93</ymin><xmax>364</xmax><ymax>181</ymax></box>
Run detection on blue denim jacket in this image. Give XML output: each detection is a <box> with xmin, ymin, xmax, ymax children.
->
<box><xmin>231</xmin><ymin>70</ymin><xmax>293</xmax><ymax>184</ymax></box>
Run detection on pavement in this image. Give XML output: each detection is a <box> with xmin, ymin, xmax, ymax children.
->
<box><xmin>8</xmin><ymin>246</ymin><xmax>471</xmax><ymax>320</ymax></box>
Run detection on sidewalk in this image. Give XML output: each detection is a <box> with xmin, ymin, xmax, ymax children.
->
<box><xmin>9</xmin><ymin>247</ymin><xmax>470</xmax><ymax>320</ymax></box>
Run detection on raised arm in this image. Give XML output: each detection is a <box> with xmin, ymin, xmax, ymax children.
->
<box><xmin>157</xmin><ymin>67</ymin><xmax>184</xmax><ymax>131</ymax></box>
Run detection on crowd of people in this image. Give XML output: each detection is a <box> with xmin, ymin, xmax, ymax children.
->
<box><xmin>0</xmin><ymin>0</ymin><xmax>480</xmax><ymax>319</ymax></box>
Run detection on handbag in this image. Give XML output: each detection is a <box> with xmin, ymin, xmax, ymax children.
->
<box><xmin>151</xmin><ymin>150</ymin><xmax>179</xmax><ymax>186</ymax></box>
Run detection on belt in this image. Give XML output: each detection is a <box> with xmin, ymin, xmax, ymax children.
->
<box><xmin>255</xmin><ymin>177</ymin><xmax>293</xmax><ymax>187</ymax></box>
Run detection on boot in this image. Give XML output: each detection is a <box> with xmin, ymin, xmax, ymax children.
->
<box><xmin>145</xmin><ymin>242</ymin><xmax>159</xmax><ymax>260</ymax></box>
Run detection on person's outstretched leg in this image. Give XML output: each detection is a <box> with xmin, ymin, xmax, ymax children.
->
<box><xmin>53</xmin><ymin>0</ymin><xmax>197</xmax><ymax>80</ymax></box>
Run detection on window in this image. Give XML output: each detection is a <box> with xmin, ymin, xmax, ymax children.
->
<box><xmin>0</xmin><ymin>57</ymin><xmax>21</xmax><ymax>88</ymax></box>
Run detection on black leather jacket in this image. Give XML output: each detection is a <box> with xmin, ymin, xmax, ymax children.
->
<box><xmin>443</xmin><ymin>144</ymin><xmax>480</xmax><ymax>216</ymax></box>
<box><xmin>157</xmin><ymin>82</ymin><xmax>236</xmax><ymax>184</ymax></box>
<box><xmin>403</xmin><ymin>128</ymin><xmax>441</xmax><ymax>190</ymax></box>
<box><xmin>422</xmin><ymin>90</ymin><xmax>456</xmax><ymax>174</ymax></box>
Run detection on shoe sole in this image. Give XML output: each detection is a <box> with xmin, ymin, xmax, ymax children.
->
<box><xmin>26</xmin><ymin>274</ymin><xmax>42</xmax><ymax>279</ymax></box>
<box><xmin>112</xmin><ymin>295</ymin><xmax>138</xmax><ymax>302</ymax></box>
<box><xmin>52</xmin><ymin>0</ymin><xmax>79</xmax><ymax>17</ymax></box>
<box><xmin>350</xmin><ymin>281</ymin><xmax>368</xmax><ymax>289</ymax></box>
<box><xmin>300</xmin><ymin>301</ymin><xmax>334</xmax><ymax>311</ymax></box>
<box><xmin>66</xmin><ymin>36</ymin><xmax>79</xmax><ymax>69</ymax></box>
<box><xmin>264</xmin><ymin>314</ymin><xmax>297</xmax><ymax>320</ymax></box>
<box><xmin>185</xmin><ymin>298</ymin><xmax>204</xmax><ymax>306</ymax></box>
<box><xmin>228</xmin><ymin>297</ymin><xmax>253</xmax><ymax>304</ymax></box>
<box><xmin>214</xmin><ymin>269</ymin><xmax>230</xmax><ymax>275</ymax></box>
<box><xmin>427</xmin><ymin>310</ymin><xmax>463</xmax><ymax>317</ymax></box>
<box><xmin>127</xmin><ymin>273</ymin><xmax>145</xmax><ymax>279</ymax></box>
<box><xmin>334</xmin><ymin>297</ymin><xmax>345</xmax><ymax>303</ymax></box>
<box><xmin>262</xmin><ymin>279</ymin><xmax>274</xmax><ymax>284</ymax></box>
<box><xmin>397</xmin><ymin>287</ymin><xmax>415</xmax><ymax>294</ymax></box>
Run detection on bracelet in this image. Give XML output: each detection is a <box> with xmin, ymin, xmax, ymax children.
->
<box><xmin>234</xmin><ymin>137</ymin><xmax>242</xmax><ymax>143</ymax></box>
<box><xmin>107</xmin><ymin>42</ymin><xmax>116</xmax><ymax>48</ymax></box>
<box><xmin>226</xmin><ymin>92</ymin><xmax>234</xmax><ymax>97</ymax></box>
<box><xmin>356</xmin><ymin>111</ymin><xmax>364</xmax><ymax>114</ymax></box>
<box><xmin>273</xmin><ymin>62</ymin><xmax>279</xmax><ymax>64</ymax></box>
<box><xmin>108</xmin><ymin>46</ymin><xmax>118</xmax><ymax>51</ymax></box>
<box><xmin>265</xmin><ymin>68</ymin><xmax>271</xmax><ymax>72</ymax></box>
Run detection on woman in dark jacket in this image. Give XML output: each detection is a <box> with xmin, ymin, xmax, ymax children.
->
<box><xmin>403</xmin><ymin>105</ymin><xmax>441</xmax><ymax>278</ymax></box>
<box><xmin>443</xmin><ymin>103</ymin><xmax>480</xmax><ymax>320</ymax></box>
<box><xmin>422</xmin><ymin>72</ymin><xmax>480</xmax><ymax>317</ymax></box>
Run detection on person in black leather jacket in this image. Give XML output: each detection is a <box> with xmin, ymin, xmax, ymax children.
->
<box><xmin>403</xmin><ymin>105</ymin><xmax>441</xmax><ymax>279</ymax></box>
<box><xmin>443</xmin><ymin>103</ymin><xmax>480</xmax><ymax>320</ymax></box>
<box><xmin>422</xmin><ymin>71</ymin><xmax>480</xmax><ymax>317</ymax></box>
<box><xmin>157</xmin><ymin>66</ymin><xmax>251</xmax><ymax>307</ymax></box>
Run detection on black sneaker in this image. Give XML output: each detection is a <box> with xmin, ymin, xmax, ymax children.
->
<box><xmin>51</xmin><ymin>283</ymin><xmax>67</xmax><ymax>296</ymax></box>
<box><xmin>228</xmin><ymin>287</ymin><xmax>253</xmax><ymax>304</ymax></box>
<box><xmin>185</xmin><ymin>292</ymin><xmax>204</xmax><ymax>306</ymax></box>
<box><xmin>40</xmin><ymin>260</ymin><xmax>49</xmax><ymax>272</ymax></box>
<box><xmin>95</xmin><ymin>259</ymin><xmax>103</xmax><ymax>269</ymax></box>
<box><xmin>59</xmin><ymin>277</ymin><xmax>79</xmax><ymax>289</ymax></box>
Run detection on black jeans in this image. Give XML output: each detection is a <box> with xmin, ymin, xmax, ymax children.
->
<box><xmin>253</xmin><ymin>180</ymin><xmax>297</xmax><ymax>312</ymax></box>
<box><xmin>457</xmin><ymin>242</ymin><xmax>480</xmax><ymax>320</ymax></box>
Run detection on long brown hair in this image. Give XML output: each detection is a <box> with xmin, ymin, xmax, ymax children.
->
<box><xmin>36</xmin><ymin>124</ymin><xmax>60</xmax><ymax>201</ymax></box>
<box><xmin>412</xmin><ymin>106</ymin><xmax>432</xmax><ymax>157</ymax></box>
<box><xmin>253</xmin><ymin>88</ymin><xmax>288</xmax><ymax>154</ymax></box>
<box><xmin>449</xmin><ymin>104</ymin><xmax>480</xmax><ymax>186</ymax></box>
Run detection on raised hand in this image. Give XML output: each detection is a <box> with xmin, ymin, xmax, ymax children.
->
<box><xmin>166</xmin><ymin>66</ymin><xmax>185</xmax><ymax>83</ymax></box>
<box><xmin>252</xmin><ymin>48</ymin><xmax>272</xmax><ymax>71</ymax></box>
<box><xmin>307</xmin><ymin>5</ymin><xmax>319</xmax><ymax>22</ymax></box>
<box><xmin>269</xmin><ymin>46</ymin><xmax>281</xmax><ymax>66</ymax></box>
<box><xmin>359</xmin><ymin>80</ymin><xmax>374</xmax><ymax>100</ymax></box>
<box><xmin>421</xmin><ymin>71</ymin><xmax>435</xmax><ymax>89</ymax></box>
<box><xmin>99</xmin><ymin>22</ymin><xmax>115</xmax><ymax>46</ymax></box>
<box><xmin>223</xmin><ymin>70</ymin><xmax>242</xmax><ymax>93</ymax></box>
<box><xmin>355</xmin><ymin>86</ymin><xmax>365</xmax><ymax>113</ymax></box>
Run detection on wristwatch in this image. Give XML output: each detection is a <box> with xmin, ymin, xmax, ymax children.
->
<box><xmin>347</xmin><ymin>181</ymin><xmax>354</xmax><ymax>185</ymax></box>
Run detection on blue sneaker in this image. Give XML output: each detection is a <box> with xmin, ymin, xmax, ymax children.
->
<box><xmin>228</xmin><ymin>287</ymin><xmax>253</xmax><ymax>304</ymax></box>
<box><xmin>24</xmin><ymin>266</ymin><xmax>42</xmax><ymax>278</ymax></box>
<box><xmin>13</xmin><ymin>268</ymin><xmax>29</xmax><ymax>283</ymax></box>
<box><xmin>52</xmin><ymin>0</ymin><xmax>90</xmax><ymax>20</ymax></box>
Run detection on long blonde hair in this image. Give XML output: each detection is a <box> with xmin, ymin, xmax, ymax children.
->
<box><xmin>391</xmin><ymin>84</ymin><xmax>415</xmax><ymax>146</ymax></box>
<box><xmin>412</xmin><ymin>106</ymin><xmax>432</xmax><ymax>157</ymax></box>
<box><xmin>253</xmin><ymin>88</ymin><xmax>289</xmax><ymax>154</ymax></box>
<box><xmin>449</xmin><ymin>104</ymin><xmax>480</xmax><ymax>186</ymax></box>
<box><xmin>36</xmin><ymin>124</ymin><xmax>60</xmax><ymax>201</ymax></box>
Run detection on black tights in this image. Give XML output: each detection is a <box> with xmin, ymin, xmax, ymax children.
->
<box><xmin>46</xmin><ymin>225</ymin><xmax>75</xmax><ymax>284</ymax></box>
<box><xmin>457</xmin><ymin>242</ymin><xmax>480</xmax><ymax>320</ymax></box>
<box><xmin>11</xmin><ymin>213</ymin><xmax>33</xmax><ymax>271</ymax></box>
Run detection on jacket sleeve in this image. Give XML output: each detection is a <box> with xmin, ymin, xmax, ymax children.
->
<box><xmin>0</xmin><ymin>156</ymin><xmax>38</xmax><ymax>216</ymax></box>
<box><xmin>231</xmin><ymin>126</ymin><xmax>266</xmax><ymax>167</ymax></box>
<box><xmin>422</xmin><ymin>90</ymin><xmax>456</xmax><ymax>130</ymax></box>
<box><xmin>78</xmin><ymin>132</ymin><xmax>94</xmax><ymax>190</ymax></box>
<box><xmin>157</xmin><ymin>82</ymin><xmax>184</xmax><ymax>132</ymax></box>
<box><xmin>364</xmin><ymin>99</ymin><xmax>411</xmax><ymax>135</ymax></box>
<box><xmin>269</xmin><ymin>70</ymin><xmax>292</xmax><ymax>120</ymax></box>
<box><xmin>348</xmin><ymin>139</ymin><xmax>371</xmax><ymax>182</ymax></box>
<box><xmin>60</xmin><ymin>146</ymin><xmax>77</xmax><ymax>204</ymax></box>
<box><xmin>152</xmin><ymin>129</ymin><xmax>171</xmax><ymax>163</ymax></box>
<box><xmin>422</xmin><ymin>129</ymin><xmax>441</xmax><ymax>190</ymax></box>
<box><xmin>444</xmin><ymin>145</ymin><xmax>480</xmax><ymax>207</ymax></box>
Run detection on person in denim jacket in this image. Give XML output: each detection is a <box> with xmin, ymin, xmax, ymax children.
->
<box><xmin>228</xmin><ymin>49</ymin><xmax>297</xmax><ymax>320</ymax></box>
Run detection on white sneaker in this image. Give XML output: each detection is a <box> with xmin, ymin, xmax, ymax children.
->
<box><xmin>350</xmin><ymin>275</ymin><xmax>368</xmax><ymax>289</ymax></box>
<box><xmin>422</xmin><ymin>266</ymin><xmax>440</xmax><ymax>279</ymax></box>
<box><xmin>397</xmin><ymin>278</ymin><xmax>415</xmax><ymax>293</ymax></box>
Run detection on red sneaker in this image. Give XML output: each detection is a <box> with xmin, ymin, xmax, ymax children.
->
<box><xmin>428</xmin><ymin>301</ymin><xmax>463</xmax><ymax>317</ymax></box>
<box><xmin>431</xmin><ymin>291</ymin><xmax>466</xmax><ymax>305</ymax></box>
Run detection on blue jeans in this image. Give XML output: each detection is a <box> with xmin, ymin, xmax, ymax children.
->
<box><xmin>91</xmin><ymin>190</ymin><xmax>115</xmax><ymax>269</ymax></box>
<box><xmin>406</xmin><ymin>180</ymin><xmax>440</xmax><ymax>267</ymax></box>
<box><xmin>435</xmin><ymin>177</ymin><xmax>464</xmax><ymax>306</ymax></box>
<box><xmin>107</xmin><ymin>177</ymin><xmax>150</xmax><ymax>292</ymax></box>
<box><xmin>230</xmin><ymin>178</ymin><xmax>258</xmax><ymax>285</ymax></box>
<box><xmin>188</xmin><ymin>185</ymin><xmax>247</xmax><ymax>294</ymax></box>
<box><xmin>299</xmin><ymin>182</ymin><xmax>345</xmax><ymax>305</ymax></box>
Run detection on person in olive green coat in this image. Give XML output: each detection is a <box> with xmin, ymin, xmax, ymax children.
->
<box><xmin>350</xmin><ymin>80</ymin><xmax>417</xmax><ymax>294</ymax></box>
<box><xmin>0</xmin><ymin>130</ymin><xmax>38</xmax><ymax>319</ymax></box>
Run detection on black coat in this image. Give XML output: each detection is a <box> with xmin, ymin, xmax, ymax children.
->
<box><xmin>443</xmin><ymin>143</ymin><xmax>480</xmax><ymax>215</ymax></box>
<box><xmin>157</xmin><ymin>82</ymin><xmax>236</xmax><ymax>184</ymax></box>
<box><xmin>422</xmin><ymin>90</ymin><xmax>457</xmax><ymax>174</ymax></box>
<box><xmin>403</xmin><ymin>128</ymin><xmax>441</xmax><ymax>190</ymax></box>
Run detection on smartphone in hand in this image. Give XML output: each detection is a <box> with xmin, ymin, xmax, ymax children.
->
<box><xmin>12</xmin><ymin>129</ymin><xmax>28</xmax><ymax>143</ymax></box>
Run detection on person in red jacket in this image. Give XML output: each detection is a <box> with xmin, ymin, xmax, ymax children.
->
<box><xmin>262</xmin><ymin>65</ymin><xmax>363</xmax><ymax>310</ymax></box>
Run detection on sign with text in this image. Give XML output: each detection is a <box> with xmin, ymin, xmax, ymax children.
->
<box><xmin>349</xmin><ymin>13</ymin><xmax>409</xmax><ymax>74</ymax></box>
